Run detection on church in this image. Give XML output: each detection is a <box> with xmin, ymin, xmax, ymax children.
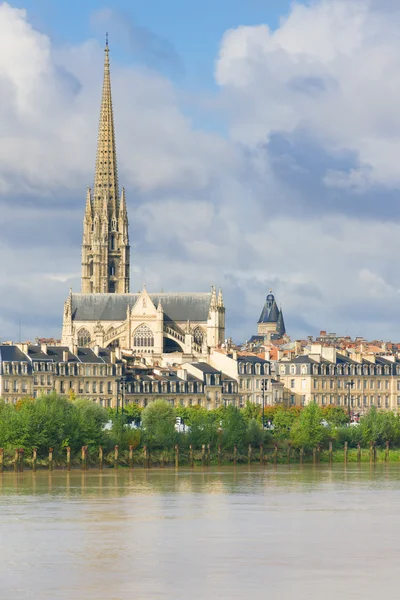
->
<box><xmin>61</xmin><ymin>40</ymin><xmax>225</xmax><ymax>360</ymax></box>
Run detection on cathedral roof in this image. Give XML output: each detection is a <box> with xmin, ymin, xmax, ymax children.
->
<box><xmin>71</xmin><ymin>292</ymin><xmax>212</xmax><ymax>323</ymax></box>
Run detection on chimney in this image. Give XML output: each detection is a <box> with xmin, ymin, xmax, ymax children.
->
<box><xmin>110</xmin><ymin>349</ymin><xmax>116</xmax><ymax>364</ymax></box>
<box><xmin>93</xmin><ymin>345</ymin><xmax>100</xmax><ymax>356</ymax></box>
<box><xmin>115</xmin><ymin>347</ymin><xmax>122</xmax><ymax>360</ymax></box>
<box><xmin>41</xmin><ymin>343</ymin><xmax>48</xmax><ymax>355</ymax></box>
<box><xmin>62</xmin><ymin>349</ymin><xmax>69</xmax><ymax>363</ymax></box>
<box><xmin>178</xmin><ymin>368</ymin><xmax>188</xmax><ymax>381</ymax></box>
<box><xmin>232</xmin><ymin>350</ymin><xmax>238</xmax><ymax>360</ymax></box>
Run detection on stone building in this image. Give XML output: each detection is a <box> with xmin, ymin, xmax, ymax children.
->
<box><xmin>278</xmin><ymin>346</ymin><xmax>400</xmax><ymax>412</ymax></box>
<box><xmin>209</xmin><ymin>349</ymin><xmax>284</xmax><ymax>407</ymax></box>
<box><xmin>0</xmin><ymin>344</ymin><xmax>238</xmax><ymax>409</ymax></box>
<box><xmin>61</xmin><ymin>39</ymin><xmax>225</xmax><ymax>359</ymax></box>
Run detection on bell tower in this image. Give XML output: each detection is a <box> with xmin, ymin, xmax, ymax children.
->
<box><xmin>81</xmin><ymin>35</ymin><xmax>130</xmax><ymax>294</ymax></box>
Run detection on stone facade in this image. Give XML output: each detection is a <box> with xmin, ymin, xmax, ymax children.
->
<box><xmin>278</xmin><ymin>346</ymin><xmax>400</xmax><ymax>412</ymax></box>
<box><xmin>0</xmin><ymin>344</ymin><xmax>238</xmax><ymax>409</ymax></box>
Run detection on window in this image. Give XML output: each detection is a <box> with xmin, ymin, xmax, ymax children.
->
<box><xmin>290</xmin><ymin>394</ymin><xmax>295</xmax><ymax>405</ymax></box>
<box><xmin>85</xmin><ymin>382</ymin><xmax>90</xmax><ymax>393</ymax></box>
<box><xmin>133</xmin><ymin>324</ymin><xmax>154</xmax><ymax>347</ymax></box>
<box><xmin>60</xmin><ymin>381</ymin><xmax>65</xmax><ymax>393</ymax></box>
<box><xmin>322</xmin><ymin>380</ymin><xmax>326</xmax><ymax>389</ymax></box>
<box><xmin>330</xmin><ymin>379</ymin><xmax>334</xmax><ymax>389</ymax></box>
<box><xmin>386</xmin><ymin>380</ymin><xmax>389</xmax><ymax>390</ymax></box>
<box><xmin>370</xmin><ymin>380</ymin><xmax>374</xmax><ymax>390</ymax></box>
<box><xmin>314</xmin><ymin>379</ymin><xmax>318</xmax><ymax>389</ymax></box>
<box><xmin>378</xmin><ymin>380</ymin><xmax>381</xmax><ymax>389</ymax></box>
<box><xmin>92</xmin><ymin>382</ymin><xmax>97</xmax><ymax>393</ymax></box>
<box><xmin>290</xmin><ymin>365</ymin><xmax>296</xmax><ymax>375</ymax></box>
<box><xmin>397</xmin><ymin>396</ymin><xmax>400</xmax><ymax>407</ymax></box>
<box><xmin>280</xmin><ymin>365</ymin><xmax>285</xmax><ymax>375</ymax></box>
<box><xmin>193</xmin><ymin>327</ymin><xmax>204</xmax><ymax>346</ymax></box>
<box><xmin>78</xmin><ymin>328</ymin><xmax>91</xmax><ymax>347</ymax></box>
<box><xmin>100</xmin><ymin>381</ymin><xmax>104</xmax><ymax>394</ymax></box>
<box><xmin>109</xmin><ymin>262</ymin><xmax>116</xmax><ymax>276</ymax></box>
<box><xmin>301</xmin><ymin>395</ymin><xmax>306</xmax><ymax>406</ymax></box>
<box><xmin>377</xmin><ymin>396</ymin><xmax>381</xmax><ymax>407</ymax></box>
<box><xmin>108</xmin><ymin>382</ymin><xmax>112</xmax><ymax>394</ymax></box>
<box><xmin>301</xmin><ymin>365</ymin><xmax>307</xmax><ymax>375</ymax></box>
<box><xmin>301</xmin><ymin>379</ymin><xmax>306</xmax><ymax>390</ymax></box>
<box><xmin>290</xmin><ymin>379</ymin><xmax>295</xmax><ymax>388</ymax></box>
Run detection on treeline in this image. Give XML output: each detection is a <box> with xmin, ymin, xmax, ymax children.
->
<box><xmin>2</xmin><ymin>394</ymin><xmax>400</xmax><ymax>467</ymax></box>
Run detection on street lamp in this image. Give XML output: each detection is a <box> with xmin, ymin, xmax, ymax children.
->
<box><xmin>115</xmin><ymin>375</ymin><xmax>127</xmax><ymax>415</ymax></box>
<box><xmin>345</xmin><ymin>380</ymin><xmax>354</xmax><ymax>422</ymax></box>
<box><xmin>261</xmin><ymin>379</ymin><xmax>267</xmax><ymax>428</ymax></box>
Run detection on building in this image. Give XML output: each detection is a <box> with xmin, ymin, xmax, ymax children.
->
<box><xmin>61</xmin><ymin>39</ymin><xmax>225</xmax><ymax>359</ymax></box>
<box><xmin>247</xmin><ymin>290</ymin><xmax>286</xmax><ymax>347</ymax></box>
<box><xmin>209</xmin><ymin>349</ymin><xmax>283</xmax><ymax>407</ymax></box>
<box><xmin>277</xmin><ymin>345</ymin><xmax>400</xmax><ymax>412</ymax></box>
<box><xmin>0</xmin><ymin>343</ymin><xmax>123</xmax><ymax>406</ymax></box>
<box><xmin>0</xmin><ymin>344</ymin><xmax>239</xmax><ymax>409</ymax></box>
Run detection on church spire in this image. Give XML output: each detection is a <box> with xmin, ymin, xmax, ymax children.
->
<box><xmin>93</xmin><ymin>34</ymin><xmax>119</xmax><ymax>212</ymax></box>
<box><xmin>81</xmin><ymin>38</ymin><xmax>130</xmax><ymax>295</ymax></box>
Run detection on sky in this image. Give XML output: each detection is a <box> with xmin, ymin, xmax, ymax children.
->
<box><xmin>1</xmin><ymin>0</ymin><xmax>400</xmax><ymax>344</ymax></box>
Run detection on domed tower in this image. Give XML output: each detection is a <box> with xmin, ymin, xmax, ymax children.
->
<box><xmin>257</xmin><ymin>289</ymin><xmax>286</xmax><ymax>338</ymax></box>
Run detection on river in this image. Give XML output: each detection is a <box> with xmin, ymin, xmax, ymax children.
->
<box><xmin>0</xmin><ymin>465</ymin><xmax>398</xmax><ymax>599</ymax></box>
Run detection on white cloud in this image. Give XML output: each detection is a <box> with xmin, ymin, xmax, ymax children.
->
<box><xmin>1</xmin><ymin>1</ymin><xmax>400</xmax><ymax>345</ymax></box>
<box><xmin>215</xmin><ymin>0</ymin><xmax>400</xmax><ymax>187</ymax></box>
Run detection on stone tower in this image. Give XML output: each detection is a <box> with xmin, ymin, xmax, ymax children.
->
<box><xmin>81</xmin><ymin>36</ymin><xmax>130</xmax><ymax>294</ymax></box>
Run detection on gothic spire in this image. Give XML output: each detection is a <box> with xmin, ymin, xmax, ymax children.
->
<box><xmin>93</xmin><ymin>35</ymin><xmax>119</xmax><ymax>212</ymax></box>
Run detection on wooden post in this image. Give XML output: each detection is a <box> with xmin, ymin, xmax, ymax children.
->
<box><xmin>14</xmin><ymin>448</ymin><xmax>19</xmax><ymax>472</ymax></box>
<box><xmin>373</xmin><ymin>442</ymin><xmax>377</xmax><ymax>463</ymax></box>
<box><xmin>357</xmin><ymin>443</ymin><xmax>361</xmax><ymax>463</ymax></box>
<box><xmin>0</xmin><ymin>448</ymin><xmax>3</xmax><ymax>473</ymax></box>
<box><xmin>81</xmin><ymin>446</ymin><xmax>86</xmax><ymax>471</ymax></box>
<box><xmin>143</xmin><ymin>445</ymin><xmax>148</xmax><ymax>469</ymax></box>
<box><xmin>273</xmin><ymin>443</ymin><xmax>278</xmax><ymax>465</ymax></box>
<box><xmin>175</xmin><ymin>444</ymin><xmax>179</xmax><ymax>469</ymax></box>
<box><xmin>66</xmin><ymin>447</ymin><xmax>71</xmax><ymax>471</ymax></box>
<box><xmin>234</xmin><ymin>445</ymin><xmax>237</xmax><ymax>466</ymax></box>
<box><xmin>207</xmin><ymin>443</ymin><xmax>211</xmax><ymax>466</ymax></box>
<box><xmin>19</xmin><ymin>449</ymin><xmax>24</xmax><ymax>472</ymax></box>
<box><xmin>344</xmin><ymin>441</ymin><xmax>348</xmax><ymax>463</ymax></box>
<box><xmin>248</xmin><ymin>444</ymin><xmax>252</xmax><ymax>465</ymax></box>
<box><xmin>312</xmin><ymin>447</ymin><xmax>316</xmax><ymax>465</ymax></box>
<box><xmin>259</xmin><ymin>444</ymin><xmax>264</xmax><ymax>465</ymax></box>
<box><xmin>189</xmin><ymin>444</ymin><xmax>194</xmax><ymax>468</ymax></box>
<box><xmin>300</xmin><ymin>448</ymin><xmax>304</xmax><ymax>465</ymax></box>
<box><xmin>369</xmin><ymin>441</ymin><xmax>373</xmax><ymax>463</ymax></box>
<box><xmin>317</xmin><ymin>445</ymin><xmax>321</xmax><ymax>464</ymax></box>
<box><xmin>32</xmin><ymin>448</ymin><xmax>37</xmax><ymax>473</ymax></box>
<box><xmin>129</xmin><ymin>445</ymin><xmax>134</xmax><ymax>469</ymax></box>
<box><xmin>385</xmin><ymin>441</ymin><xmax>390</xmax><ymax>462</ymax></box>
<box><xmin>329</xmin><ymin>441</ymin><xmax>333</xmax><ymax>464</ymax></box>
<box><xmin>218</xmin><ymin>444</ymin><xmax>221</xmax><ymax>466</ymax></box>
<box><xmin>99</xmin><ymin>446</ymin><xmax>103</xmax><ymax>470</ymax></box>
<box><xmin>287</xmin><ymin>444</ymin><xmax>291</xmax><ymax>464</ymax></box>
<box><xmin>201</xmin><ymin>444</ymin><xmax>206</xmax><ymax>466</ymax></box>
<box><xmin>114</xmin><ymin>445</ymin><xmax>119</xmax><ymax>469</ymax></box>
<box><xmin>48</xmin><ymin>448</ymin><xmax>53</xmax><ymax>471</ymax></box>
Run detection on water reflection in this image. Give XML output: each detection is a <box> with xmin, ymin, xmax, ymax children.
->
<box><xmin>1</xmin><ymin>465</ymin><xmax>400</xmax><ymax>600</ymax></box>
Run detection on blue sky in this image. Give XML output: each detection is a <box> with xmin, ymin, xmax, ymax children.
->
<box><xmin>2</xmin><ymin>0</ymin><xmax>400</xmax><ymax>344</ymax></box>
<box><xmin>20</xmin><ymin>0</ymin><xmax>295</xmax><ymax>87</ymax></box>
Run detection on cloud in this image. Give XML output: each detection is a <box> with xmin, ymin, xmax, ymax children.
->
<box><xmin>215</xmin><ymin>0</ymin><xmax>400</xmax><ymax>188</ymax></box>
<box><xmin>1</xmin><ymin>0</ymin><xmax>400</xmax><ymax>346</ymax></box>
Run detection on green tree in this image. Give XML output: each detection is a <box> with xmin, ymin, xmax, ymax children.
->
<box><xmin>141</xmin><ymin>399</ymin><xmax>176</xmax><ymax>449</ymax></box>
<box><xmin>272</xmin><ymin>407</ymin><xmax>298</xmax><ymax>440</ymax></box>
<box><xmin>187</xmin><ymin>410</ymin><xmax>219</xmax><ymax>448</ymax></box>
<box><xmin>322</xmin><ymin>406</ymin><xmax>349</xmax><ymax>427</ymax></box>
<box><xmin>220</xmin><ymin>405</ymin><xmax>247</xmax><ymax>450</ymax></box>
<box><xmin>291</xmin><ymin>403</ymin><xmax>327</xmax><ymax>449</ymax></box>
<box><xmin>246</xmin><ymin>419</ymin><xmax>264</xmax><ymax>446</ymax></box>
<box><xmin>358</xmin><ymin>407</ymin><xmax>400</xmax><ymax>447</ymax></box>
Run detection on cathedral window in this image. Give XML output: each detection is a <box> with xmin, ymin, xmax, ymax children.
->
<box><xmin>109</xmin><ymin>262</ymin><xmax>116</xmax><ymax>276</ymax></box>
<box><xmin>78</xmin><ymin>328</ymin><xmax>91</xmax><ymax>347</ymax></box>
<box><xmin>193</xmin><ymin>326</ymin><xmax>204</xmax><ymax>346</ymax></box>
<box><xmin>133</xmin><ymin>324</ymin><xmax>154</xmax><ymax>348</ymax></box>
<box><xmin>110</xmin><ymin>235</ymin><xmax>115</xmax><ymax>250</ymax></box>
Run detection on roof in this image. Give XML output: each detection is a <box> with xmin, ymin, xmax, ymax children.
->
<box><xmin>0</xmin><ymin>346</ymin><xmax>29</xmax><ymax>362</ymax></box>
<box><xmin>71</xmin><ymin>292</ymin><xmax>211</xmax><ymax>322</ymax></box>
<box><xmin>238</xmin><ymin>354</ymin><xmax>268</xmax><ymax>364</ymax></box>
<box><xmin>190</xmin><ymin>362</ymin><xmax>221</xmax><ymax>374</ymax></box>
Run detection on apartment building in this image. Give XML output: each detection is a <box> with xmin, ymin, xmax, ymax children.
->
<box><xmin>278</xmin><ymin>346</ymin><xmax>400</xmax><ymax>411</ymax></box>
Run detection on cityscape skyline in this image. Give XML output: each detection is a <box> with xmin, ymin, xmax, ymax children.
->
<box><xmin>1</xmin><ymin>1</ymin><xmax>400</xmax><ymax>343</ymax></box>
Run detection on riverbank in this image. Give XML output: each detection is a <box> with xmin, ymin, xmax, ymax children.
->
<box><xmin>2</xmin><ymin>444</ymin><xmax>400</xmax><ymax>471</ymax></box>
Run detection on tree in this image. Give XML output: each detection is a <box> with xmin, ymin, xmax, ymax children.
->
<box><xmin>358</xmin><ymin>407</ymin><xmax>400</xmax><ymax>447</ymax></box>
<box><xmin>272</xmin><ymin>407</ymin><xmax>297</xmax><ymax>440</ymax></box>
<box><xmin>187</xmin><ymin>410</ymin><xmax>219</xmax><ymax>448</ymax></box>
<box><xmin>141</xmin><ymin>400</ymin><xmax>176</xmax><ymax>449</ymax></box>
<box><xmin>220</xmin><ymin>405</ymin><xmax>247</xmax><ymax>450</ymax></box>
<box><xmin>291</xmin><ymin>403</ymin><xmax>327</xmax><ymax>449</ymax></box>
